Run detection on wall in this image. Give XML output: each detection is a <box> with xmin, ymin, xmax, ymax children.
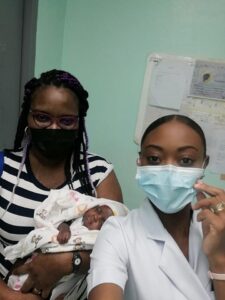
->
<box><xmin>36</xmin><ymin>0</ymin><xmax>225</xmax><ymax>208</ymax></box>
<box><xmin>35</xmin><ymin>0</ymin><xmax>67</xmax><ymax>76</ymax></box>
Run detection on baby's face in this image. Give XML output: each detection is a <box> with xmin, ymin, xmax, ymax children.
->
<box><xmin>82</xmin><ymin>205</ymin><xmax>113</xmax><ymax>230</ymax></box>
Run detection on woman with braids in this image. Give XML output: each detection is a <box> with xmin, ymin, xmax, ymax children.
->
<box><xmin>0</xmin><ymin>69</ymin><xmax>123</xmax><ymax>300</ymax></box>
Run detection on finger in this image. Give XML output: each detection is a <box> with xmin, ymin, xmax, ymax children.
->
<box><xmin>194</xmin><ymin>181</ymin><xmax>224</xmax><ymax>197</ymax></box>
<box><xmin>20</xmin><ymin>275</ymin><xmax>35</xmax><ymax>293</ymax></box>
<box><xmin>192</xmin><ymin>197</ymin><xmax>216</xmax><ymax>210</ymax></box>
<box><xmin>41</xmin><ymin>288</ymin><xmax>52</xmax><ymax>299</ymax></box>
<box><xmin>196</xmin><ymin>209</ymin><xmax>225</xmax><ymax>228</ymax></box>
<box><xmin>197</xmin><ymin>208</ymin><xmax>216</xmax><ymax>221</ymax></box>
<box><xmin>32</xmin><ymin>288</ymin><xmax>42</xmax><ymax>296</ymax></box>
<box><xmin>197</xmin><ymin>200</ymin><xmax>225</xmax><ymax>220</ymax></box>
<box><xmin>13</xmin><ymin>262</ymin><xmax>30</xmax><ymax>276</ymax></box>
<box><xmin>196</xmin><ymin>191</ymin><xmax>207</xmax><ymax>202</ymax></box>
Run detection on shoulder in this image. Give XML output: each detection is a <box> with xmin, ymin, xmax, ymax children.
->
<box><xmin>3</xmin><ymin>148</ymin><xmax>23</xmax><ymax>161</ymax></box>
<box><xmin>94</xmin><ymin>209</ymin><xmax>140</xmax><ymax>246</ymax></box>
<box><xmin>87</xmin><ymin>152</ymin><xmax>112</xmax><ymax>166</ymax></box>
<box><xmin>87</xmin><ymin>152</ymin><xmax>114</xmax><ymax>181</ymax></box>
<box><xmin>88</xmin><ymin>213</ymin><xmax>136</xmax><ymax>294</ymax></box>
<box><xmin>1</xmin><ymin>149</ymin><xmax>23</xmax><ymax>170</ymax></box>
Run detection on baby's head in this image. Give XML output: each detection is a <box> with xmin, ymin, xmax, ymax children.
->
<box><xmin>82</xmin><ymin>200</ymin><xmax>129</xmax><ymax>230</ymax></box>
<box><xmin>82</xmin><ymin>205</ymin><xmax>113</xmax><ymax>230</ymax></box>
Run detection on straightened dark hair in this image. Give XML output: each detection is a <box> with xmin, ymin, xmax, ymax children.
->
<box><xmin>141</xmin><ymin>114</ymin><xmax>207</xmax><ymax>158</ymax></box>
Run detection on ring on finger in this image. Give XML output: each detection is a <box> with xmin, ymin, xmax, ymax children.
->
<box><xmin>33</xmin><ymin>287</ymin><xmax>42</xmax><ymax>295</ymax></box>
<box><xmin>209</xmin><ymin>201</ymin><xmax>225</xmax><ymax>214</ymax></box>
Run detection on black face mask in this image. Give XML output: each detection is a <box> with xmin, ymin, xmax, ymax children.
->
<box><xmin>30</xmin><ymin>128</ymin><xmax>78</xmax><ymax>160</ymax></box>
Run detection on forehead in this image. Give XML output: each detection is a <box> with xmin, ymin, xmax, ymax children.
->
<box><xmin>141</xmin><ymin>120</ymin><xmax>204</xmax><ymax>154</ymax></box>
<box><xmin>31</xmin><ymin>86</ymin><xmax>79</xmax><ymax>112</ymax></box>
<box><xmin>99</xmin><ymin>205</ymin><xmax>113</xmax><ymax>216</ymax></box>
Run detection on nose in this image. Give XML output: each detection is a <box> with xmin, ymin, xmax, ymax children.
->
<box><xmin>91</xmin><ymin>214</ymin><xmax>100</xmax><ymax>223</ymax></box>
<box><xmin>47</xmin><ymin>121</ymin><xmax>60</xmax><ymax>129</ymax></box>
<box><xmin>164</xmin><ymin>159</ymin><xmax>177</xmax><ymax>165</ymax></box>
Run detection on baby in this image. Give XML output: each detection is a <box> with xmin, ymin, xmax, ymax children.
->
<box><xmin>57</xmin><ymin>204</ymin><xmax>115</xmax><ymax>244</ymax></box>
<box><xmin>4</xmin><ymin>189</ymin><xmax>129</xmax><ymax>299</ymax></box>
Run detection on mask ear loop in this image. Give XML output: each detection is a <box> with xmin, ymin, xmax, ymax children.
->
<box><xmin>202</xmin><ymin>155</ymin><xmax>209</xmax><ymax>169</ymax></box>
<box><xmin>196</xmin><ymin>156</ymin><xmax>209</xmax><ymax>183</ymax></box>
<box><xmin>21</xmin><ymin>126</ymin><xmax>31</xmax><ymax>148</ymax></box>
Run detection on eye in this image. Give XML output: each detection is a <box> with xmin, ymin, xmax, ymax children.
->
<box><xmin>179</xmin><ymin>157</ymin><xmax>194</xmax><ymax>167</ymax></box>
<box><xmin>146</xmin><ymin>156</ymin><xmax>160</xmax><ymax>165</ymax></box>
<box><xmin>34</xmin><ymin>113</ymin><xmax>51</xmax><ymax>123</ymax></box>
<box><xmin>59</xmin><ymin>116</ymin><xmax>78</xmax><ymax>127</ymax></box>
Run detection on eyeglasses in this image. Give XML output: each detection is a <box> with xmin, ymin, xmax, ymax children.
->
<box><xmin>29</xmin><ymin>110</ymin><xmax>79</xmax><ymax>129</ymax></box>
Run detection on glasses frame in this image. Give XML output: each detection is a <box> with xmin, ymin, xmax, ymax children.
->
<box><xmin>29</xmin><ymin>109</ymin><xmax>79</xmax><ymax>129</ymax></box>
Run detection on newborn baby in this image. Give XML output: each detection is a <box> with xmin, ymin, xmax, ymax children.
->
<box><xmin>57</xmin><ymin>204</ymin><xmax>114</xmax><ymax>244</ymax></box>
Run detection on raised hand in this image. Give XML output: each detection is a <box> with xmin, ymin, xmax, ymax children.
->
<box><xmin>192</xmin><ymin>181</ymin><xmax>225</xmax><ymax>269</ymax></box>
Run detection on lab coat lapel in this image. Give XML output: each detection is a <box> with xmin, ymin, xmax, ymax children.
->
<box><xmin>159</xmin><ymin>238</ymin><xmax>211</xmax><ymax>300</ymax></box>
<box><xmin>140</xmin><ymin>200</ymin><xmax>211</xmax><ymax>300</ymax></box>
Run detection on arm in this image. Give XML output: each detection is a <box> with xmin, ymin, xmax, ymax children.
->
<box><xmin>96</xmin><ymin>170</ymin><xmax>123</xmax><ymax>202</ymax></box>
<box><xmin>87</xmin><ymin>218</ymin><xmax>127</xmax><ymax>299</ymax></box>
<box><xmin>13</xmin><ymin>251</ymin><xmax>73</xmax><ymax>298</ymax></box>
<box><xmin>193</xmin><ymin>182</ymin><xmax>225</xmax><ymax>300</ymax></box>
<box><xmin>13</xmin><ymin>250</ymin><xmax>91</xmax><ymax>298</ymax></box>
<box><xmin>88</xmin><ymin>283</ymin><xmax>123</xmax><ymax>300</ymax></box>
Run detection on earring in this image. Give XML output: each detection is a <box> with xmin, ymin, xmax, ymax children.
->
<box><xmin>21</xmin><ymin>127</ymin><xmax>31</xmax><ymax>147</ymax></box>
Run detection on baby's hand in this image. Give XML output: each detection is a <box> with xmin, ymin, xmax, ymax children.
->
<box><xmin>57</xmin><ymin>222</ymin><xmax>71</xmax><ymax>244</ymax></box>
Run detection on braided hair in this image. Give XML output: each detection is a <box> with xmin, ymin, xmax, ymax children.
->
<box><xmin>14</xmin><ymin>69</ymin><xmax>94</xmax><ymax>195</ymax></box>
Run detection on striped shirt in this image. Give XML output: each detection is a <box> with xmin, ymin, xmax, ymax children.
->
<box><xmin>0</xmin><ymin>149</ymin><xmax>113</xmax><ymax>277</ymax></box>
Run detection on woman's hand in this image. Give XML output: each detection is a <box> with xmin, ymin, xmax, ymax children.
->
<box><xmin>12</xmin><ymin>252</ymin><xmax>73</xmax><ymax>299</ymax></box>
<box><xmin>0</xmin><ymin>279</ymin><xmax>43</xmax><ymax>300</ymax></box>
<box><xmin>192</xmin><ymin>181</ymin><xmax>225</xmax><ymax>271</ymax></box>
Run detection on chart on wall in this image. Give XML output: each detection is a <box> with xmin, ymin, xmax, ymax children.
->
<box><xmin>135</xmin><ymin>53</ymin><xmax>225</xmax><ymax>177</ymax></box>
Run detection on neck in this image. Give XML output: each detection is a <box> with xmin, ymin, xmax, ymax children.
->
<box><xmin>154</xmin><ymin>204</ymin><xmax>192</xmax><ymax>259</ymax></box>
<box><xmin>154</xmin><ymin>204</ymin><xmax>192</xmax><ymax>237</ymax></box>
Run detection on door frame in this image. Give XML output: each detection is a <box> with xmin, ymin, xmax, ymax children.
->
<box><xmin>20</xmin><ymin>0</ymin><xmax>38</xmax><ymax>105</ymax></box>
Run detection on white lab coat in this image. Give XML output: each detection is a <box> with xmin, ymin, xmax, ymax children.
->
<box><xmin>88</xmin><ymin>199</ymin><xmax>215</xmax><ymax>300</ymax></box>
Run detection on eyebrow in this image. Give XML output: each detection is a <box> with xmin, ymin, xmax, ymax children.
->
<box><xmin>30</xmin><ymin>109</ymin><xmax>51</xmax><ymax>114</ymax></box>
<box><xmin>143</xmin><ymin>144</ymin><xmax>199</xmax><ymax>152</ymax></box>
<box><xmin>30</xmin><ymin>109</ymin><xmax>78</xmax><ymax>117</ymax></box>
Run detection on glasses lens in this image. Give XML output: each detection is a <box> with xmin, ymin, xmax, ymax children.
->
<box><xmin>59</xmin><ymin>116</ymin><xmax>79</xmax><ymax>129</ymax></box>
<box><xmin>32</xmin><ymin>112</ymin><xmax>51</xmax><ymax>128</ymax></box>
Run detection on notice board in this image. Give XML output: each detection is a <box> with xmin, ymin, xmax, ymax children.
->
<box><xmin>135</xmin><ymin>53</ymin><xmax>225</xmax><ymax>178</ymax></box>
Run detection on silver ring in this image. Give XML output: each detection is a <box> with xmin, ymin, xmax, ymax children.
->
<box><xmin>210</xmin><ymin>201</ymin><xmax>225</xmax><ymax>214</ymax></box>
<box><xmin>33</xmin><ymin>288</ymin><xmax>42</xmax><ymax>295</ymax></box>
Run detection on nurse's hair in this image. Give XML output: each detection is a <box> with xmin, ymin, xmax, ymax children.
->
<box><xmin>141</xmin><ymin>114</ymin><xmax>207</xmax><ymax>158</ymax></box>
<box><xmin>13</xmin><ymin>69</ymin><xmax>95</xmax><ymax>195</ymax></box>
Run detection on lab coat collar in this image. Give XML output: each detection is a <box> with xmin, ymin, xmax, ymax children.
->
<box><xmin>139</xmin><ymin>199</ymin><xmax>212</xmax><ymax>300</ymax></box>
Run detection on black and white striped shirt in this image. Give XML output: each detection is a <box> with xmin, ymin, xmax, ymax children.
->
<box><xmin>0</xmin><ymin>149</ymin><xmax>113</xmax><ymax>277</ymax></box>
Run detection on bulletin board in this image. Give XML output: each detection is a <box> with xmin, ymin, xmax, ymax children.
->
<box><xmin>134</xmin><ymin>53</ymin><xmax>225</xmax><ymax>178</ymax></box>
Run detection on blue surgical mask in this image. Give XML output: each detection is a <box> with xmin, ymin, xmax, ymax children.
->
<box><xmin>136</xmin><ymin>164</ymin><xmax>204</xmax><ymax>214</ymax></box>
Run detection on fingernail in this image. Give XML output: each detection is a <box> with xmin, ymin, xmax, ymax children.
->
<box><xmin>195</xmin><ymin>180</ymin><xmax>203</xmax><ymax>187</ymax></box>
